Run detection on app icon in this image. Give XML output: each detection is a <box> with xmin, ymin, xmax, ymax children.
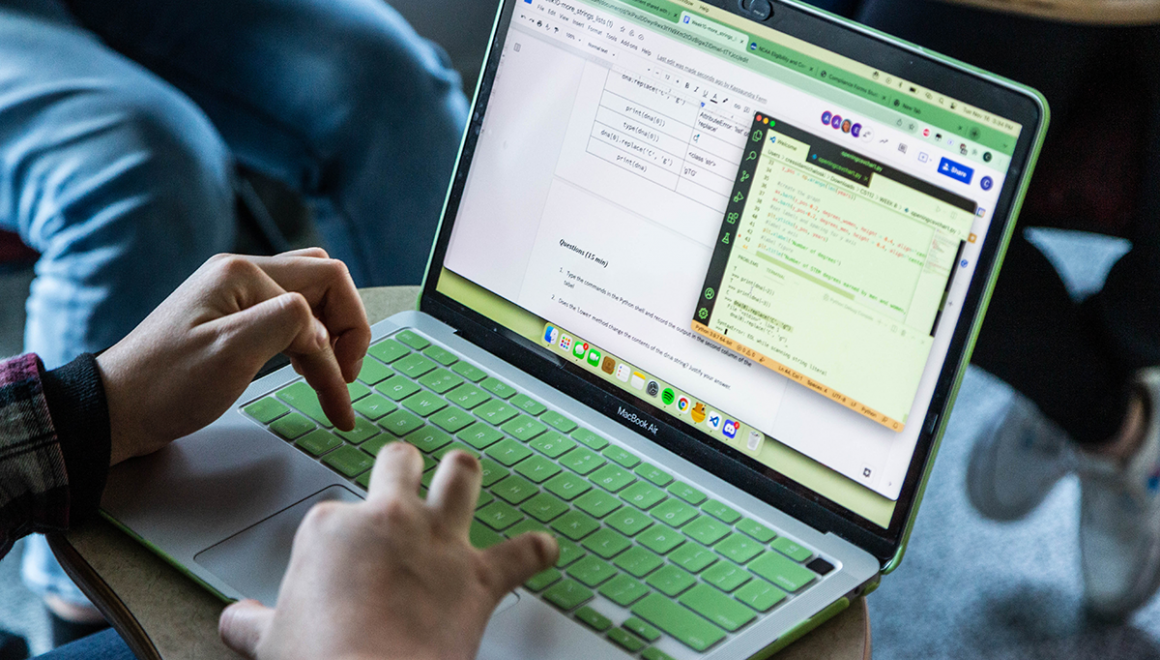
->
<box><xmin>631</xmin><ymin>371</ymin><xmax>646</xmax><ymax>390</ymax></box>
<box><xmin>544</xmin><ymin>326</ymin><xmax>558</xmax><ymax>345</ymax></box>
<box><xmin>851</xmin><ymin>123</ymin><xmax>862</xmax><ymax>138</ymax></box>
<box><xmin>677</xmin><ymin>396</ymin><xmax>691</xmax><ymax>413</ymax></box>
<box><xmin>722</xmin><ymin>419</ymin><xmax>738</xmax><ymax>439</ymax></box>
<box><xmin>747</xmin><ymin>429</ymin><xmax>764</xmax><ymax>452</ymax></box>
<box><xmin>830</xmin><ymin>114</ymin><xmax>842</xmax><ymax>129</ymax></box>
<box><xmin>821</xmin><ymin>110</ymin><xmax>832</xmax><ymax>125</ymax></box>
<box><xmin>980</xmin><ymin>176</ymin><xmax>994</xmax><ymax>191</ymax></box>
<box><xmin>559</xmin><ymin>335</ymin><xmax>572</xmax><ymax>352</ymax></box>
<box><xmin>661</xmin><ymin>388</ymin><xmax>675</xmax><ymax>405</ymax></box>
<box><xmin>615</xmin><ymin>363</ymin><xmax>631</xmax><ymax>383</ymax></box>
<box><xmin>573</xmin><ymin>341</ymin><xmax>588</xmax><ymax>359</ymax></box>
<box><xmin>983</xmin><ymin>151</ymin><xmax>993</xmax><ymax>163</ymax></box>
<box><xmin>976</xmin><ymin>208</ymin><xmax>987</xmax><ymax>217</ymax></box>
<box><xmin>587</xmin><ymin>348</ymin><xmax>602</xmax><ymax>367</ymax></box>
<box><xmin>707</xmin><ymin>411</ymin><xmax>722</xmax><ymax>430</ymax></box>
<box><xmin>602</xmin><ymin>356</ymin><xmax>616</xmax><ymax>374</ymax></box>
<box><xmin>691</xmin><ymin>402</ymin><xmax>706</xmax><ymax>424</ymax></box>
<box><xmin>646</xmin><ymin>381</ymin><xmax>659</xmax><ymax>397</ymax></box>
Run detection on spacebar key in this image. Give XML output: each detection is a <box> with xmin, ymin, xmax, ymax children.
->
<box><xmin>631</xmin><ymin>593</ymin><xmax>726</xmax><ymax>652</ymax></box>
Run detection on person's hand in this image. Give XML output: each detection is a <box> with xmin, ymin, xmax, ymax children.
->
<box><xmin>218</xmin><ymin>443</ymin><xmax>559</xmax><ymax>660</ymax></box>
<box><xmin>97</xmin><ymin>249</ymin><xmax>370</xmax><ymax>466</ymax></box>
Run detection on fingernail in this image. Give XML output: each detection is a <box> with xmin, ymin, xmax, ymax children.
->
<box><xmin>314</xmin><ymin>318</ymin><xmax>328</xmax><ymax>348</ymax></box>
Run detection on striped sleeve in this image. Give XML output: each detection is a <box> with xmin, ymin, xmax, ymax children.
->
<box><xmin>0</xmin><ymin>354</ymin><xmax>70</xmax><ymax>559</ymax></box>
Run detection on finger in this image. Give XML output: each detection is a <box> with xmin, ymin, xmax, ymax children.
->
<box><xmin>293</xmin><ymin>340</ymin><xmax>355</xmax><ymax>431</ymax></box>
<box><xmin>367</xmin><ymin>441</ymin><xmax>425</xmax><ymax>504</ymax></box>
<box><xmin>209</xmin><ymin>292</ymin><xmax>328</xmax><ymax>368</ymax></box>
<box><xmin>219</xmin><ymin>599</ymin><xmax>274</xmax><ymax>659</ymax></box>
<box><xmin>281</xmin><ymin>246</ymin><xmax>329</xmax><ymax>259</ymax></box>
<box><xmin>481</xmin><ymin>533</ymin><xmax>559</xmax><ymax>597</ymax></box>
<box><xmin>424</xmin><ymin>450</ymin><xmax>482</xmax><ymax>533</ymax></box>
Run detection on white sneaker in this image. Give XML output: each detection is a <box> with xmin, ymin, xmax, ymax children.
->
<box><xmin>966</xmin><ymin>392</ymin><xmax>1075</xmax><ymax>521</ymax></box>
<box><xmin>1079</xmin><ymin>368</ymin><xmax>1160</xmax><ymax>620</ymax></box>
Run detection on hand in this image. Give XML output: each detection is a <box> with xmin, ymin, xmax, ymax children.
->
<box><xmin>218</xmin><ymin>444</ymin><xmax>559</xmax><ymax>660</ymax></box>
<box><xmin>97</xmin><ymin>249</ymin><xmax>370</xmax><ymax>466</ymax></box>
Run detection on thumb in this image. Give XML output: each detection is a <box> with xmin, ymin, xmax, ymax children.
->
<box><xmin>219</xmin><ymin>599</ymin><xmax>275</xmax><ymax>658</ymax></box>
<box><xmin>215</xmin><ymin>291</ymin><xmax>327</xmax><ymax>362</ymax></box>
<box><xmin>482</xmin><ymin>532</ymin><xmax>559</xmax><ymax>597</ymax></box>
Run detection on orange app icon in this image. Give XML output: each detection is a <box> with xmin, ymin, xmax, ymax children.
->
<box><xmin>691</xmin><ymin>402</ymin><xmax>707</xmax><ymax>424</ymax></box>
<box><xmin>602</xmin><ymin>356</ymin><xmax>616</xmax><ymax>374</ymax></box>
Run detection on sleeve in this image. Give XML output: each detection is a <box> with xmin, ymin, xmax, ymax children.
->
<box><xmin>0</xmin><ymin>353</ymin><xmax>111</xmax><ymax>560</ymax></box>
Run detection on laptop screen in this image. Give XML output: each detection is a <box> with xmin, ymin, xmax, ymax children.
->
<box><xmin>435</xmin><ymin>0</ymin><xmax>1023</xmax><ymax>529</ymax></box>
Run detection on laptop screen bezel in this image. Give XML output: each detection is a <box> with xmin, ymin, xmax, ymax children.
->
<box><xmin>417</xmin><ymin>0</ymin><xmax>1046</xmax><ymax>565</ymax></box>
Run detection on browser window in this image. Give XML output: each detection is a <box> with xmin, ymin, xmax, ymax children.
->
<box><xmin>440</xmin><ymin>0</ymin><xmax>1022</xmax><ymax>526</ymax></box>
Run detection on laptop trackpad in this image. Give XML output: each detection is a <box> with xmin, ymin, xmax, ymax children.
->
<box><xmin>194</xmin><ymin>485</ymin><xmax>363</xmax><ymax>606</ymax></box>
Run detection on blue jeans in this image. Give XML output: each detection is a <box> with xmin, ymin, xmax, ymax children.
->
<box><xmin>3</xmin><ymin>0</ymin><xmax>467</xmax><ymax>608</ymax></box>
<box><xmin>35</xmin><ymin>629</ymin><xmax>136</xmax><ymax>660</ymax></box>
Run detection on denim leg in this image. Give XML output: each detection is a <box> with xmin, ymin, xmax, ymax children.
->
<box><xmin>66</xmin><ymin>0</ymin><xmax>470</xmax><ymax>286</ymax></box>
<box><xmin>0</xmin><ymin>7</ymin><xmax>235</xmax><ymax>604</ymax></box>
<box><xmin>34</xmin><ymin>628</ymin><xmax>138</xmax><ymax>660</ymax></box>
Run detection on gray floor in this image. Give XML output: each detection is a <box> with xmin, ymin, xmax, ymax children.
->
<box><xmin>0</xmin><ymin>231</ymin><xmax>1154</xmax><ymax>659</ymax></box>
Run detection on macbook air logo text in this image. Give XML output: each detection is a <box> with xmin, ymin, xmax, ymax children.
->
<box><xmin>618</xmin><ymin>406</ymin><xmax>659</xmax><ymax>435</ymax></box>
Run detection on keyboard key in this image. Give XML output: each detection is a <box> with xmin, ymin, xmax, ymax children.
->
<box><xmin>478</xmin><ymin>459</ymin><xmax>509</xmax><ymax>487</ymax></box>
<box><xmin>520</xmin><ymin>493</ymin><xmax>568</xmax><ymax>522</ymax></box>
<box><xmin>702</xmin><ymin>561</ymin><xmax>752</xmax><ymax>592</ymax></box>
<box><xmin>541</xmin><ymin>410</ymin><xmax>577</xmax><ymax>433</ymax></box>
<box><xmin>451</xmin><ymin>361</ymin><xmax>487</xmax><ymax>383</ymax></box>
<box><xmin>352</xmin><ymin>393</ymin><xmax>397</xmax><ymax>420</ymax></box>
<box><xmin>620</xmin><ymin>481</ymin><xmax>666</xmax><ymax>510</ymax></box>
<box><xmin>422</xmin><ymin>345</ymin><xmax>458</xmax><ymax>366</ymax></box>
<box><xmin>430</xmin><ymin>406</ymin><xmax>474</xmax><ymax>433</ymax></box>
<box><xmin>322</xmin><ymin>445</ymin><xmax>374</xmax><ymax>477</ymax></box>
<box><xmin>529</xmin><ymin>431</ymin><xmax>576</xmax><ymax>459</ymax></box>
<box><xmin>510</xmin><ymin>393</ymin><xmax>546</xmax><ymax>416</ymax></box>
<box><xmin>642</xmin><ymin>649</ymin><xmax>677</xmax><ymax>660</ymax></box>
<box><xmin>807</xmin><ymin>557</ymin><xmax>835</xmax><ymax>576</ymax></box>
<box><xmin>556</xmin><ymin>538</ymin><xmax>586</xmax><ymax>567</ymax></box>
<box><xmin>394</xmin><ymin>330</ymin><xmax>429</xmax><ymax>350</ymax></box>
<box><xmin>480</xmin><ymin>377</ymin><xmax>516</xmax><ymax>399</ymax></box>
<box><xmin>376</xmin><ymin>375</ymin><xmax>419</xmax><ymax>401</ymax></box>
<box><xmin>277</xmin><ymin>382</ymin><xmax>333</xmax><ymax>427</ymax></box>
<box><xmin>475</xmin><ymin>490</ymin><xmax>494</xmax><ymax>510</ymax></box>
<box><xmin>566</xmin><ymin>555</ymin><xmax>616</xmax><ymax>587</ymax></box>
<box><xmin>406</xmin><ymin>426</ymin><xmax>453</xmax><ymax>454</ymax></box>
<box><xmin>525</xmin><ymin>568</ymin><xmax>561</xmax><ymax>592</ymax></box>
<box><xmin>504</xmin><ymin>518</ymin><xmax>547</xmax><ymax>538</ymax></box>
<box><xmin>544</xmin><ymin>471</ymin><xmax>591</xmax><ymax>501</ymax></box>
<box><xmin>631</xmin><ymin>593</ymin><xmax>726</xmax><ymax>653</ymax></box>
<box><xmin>346</xmin><ymin>381</ymin><xmax>370</xmax><ymax>402</ymax></box>
<box><xmin>550</xmin><ymin>510</ymin><xmax>600</xmax><ymax>541</ymax></box>
<box><xmin>715</xmin><ymin>533</ymin><xmax>764</xmax><ymax>565</ymax></box>
<box><xmin>748</xmin><ymin>551</ymin><xmax>817</xmax><ymax>592</ymax></box>
<box><xmin>573</xmin><ymin>489</ymin><xmax>620</xmax><ymax>517</ymax></box>
<box><xmin>638</xmin><ymin>526</ymin><xmax>684</xmax><ymax>555</ymax></box>
<box><xmin>368</xmin><ymin>339</ymin><xmax>409</xmax><ymax>364</ymax></box>
<box><xmin>623</xmin><ymin>617</ymin><xmax>661</xmax><ymax>642</ymax></box>
<box><xmin>646</xmin><ymin>564</ymin><xmax>696</xmax><ymax>597</ymax></box>
<box><xmin>394</xmin><ymin>353</ymin><xmax>437</xmax><ymax>379</ymax></box>
<box><xmin>575</xmin><ymin>606</ymin><xmax>612</xmax><ymax>632</ymax></box>
<box><xmin>669</xmin><ymin>542</ymin><xmax>718</xmax><ymax>573</ymax></box>
<box><xmin>543</xmin><ymin>579</ymin><xmax>592</xmax><ymax>611</ymax></box>
<box><xmin>606</xmin><ymin>628</ymin><xmax>645</xmax><ymax>653</ymax></box>
<box><xmin>514</xmin><ymin>455</ymin><xmax>561</xmax><ymax>483</ymax></box>
<box><xmin>469</xmin><ymin>520</ymin><xmax>504</xmax><ymax>549</ymax></box>
<box><xmin>736</xmin><ymin>518</ymin><xmax>777</xmax><ymax>544</ymax></box>
<box><xmin>245</xmin><ymin>397</ymin><xmax>288</xmax><ymax>423</ymax></box>
<box><xmin>501</xmin><ymin>415</ymin><xmax>547</xmax><ymax>442</ymax></box>
<box><xmin>484</xmin><ymin>439</ymin><xmax>532</xmax><ymax>466</ymax></box>
<box><xmin>634</xmin><ymin>462</ymin><xmax>673</xmax><ymax>487</ymax></box>
<box><xmin>733</xmin><ymin>577</ymin><xmax>786</xmax><ymax>612</ymax></box>
<box><xmin>613</xmin><ymin>546</ymin><xmax>663</xmax><ymax>578</ymax></box>
<box><xmin>602</xmin><ymin>445</ymin><xmax>640</xmax><ymax>469</ymax></box>
<box><xmin>445</xmin><ymin>383</ymin><xmax>490</xmax><ymax>410</ymax></box>
<box><xmin>598</xmin><ymin>574</ymin><xmax>649</xmax><ymax>607</ymax></box>
<box><xmin>679</xmin><ymin>583</ymin><xmax>757</xmax><ymax>632</ymax></box>
<box><xmin>357</xmin><ymin>358</ymin><xmax>393</xmax><ymax>385</ymax></box>
<box><xmin>431</xmin><ymin>441</ymin><xmax>478</xmax><ymax>461</ymax></box>
<box><xmin>402</xmin><ymin>390</ymin><xmax>447</xmax><ymax>417</ymax></box>
<box><xmin>492</xmin><ymin>475</ymin><xmax>539</xmax><ymax>505</ymax></box>
<box><xmin>360</xmin><ymin>435</ymin><xmax>394</xmax><ymax>457</ymax></box>
<box><xmin>558</xmin><ymin>446</ymin><xmax>605</xmax><ymax>475</ymax></box>
<box><xmin>296</xmin><ymin>429</ymin><xmax>342</xmax><ymax>457</ymax></box>
<box><xmin>356</xmin><ymin>471</ymin><xmax>372</xmax><ymax>490</ymax></box>
<box><xmin>581</xmin><ymin>528</ymin><xmax>631</xmax><ymax>560</ymax></box>
<box><xmin>591</xmin><ymin>464</ymin><xmax>635</xmax><ymax>492</ymax></box>
<box><xmin>684</xmin><ymin>516</ymin><xmax>731</xmax><ymax>546</ymax></box>
<box><xmin>474</xmin><ymin>400</ymin><xmax>518</xmax><ymax>426</ymax></box>
<box><xmin>605</xmin><ymin>508</ymin><xmax>653</xmax><ymax>537</ymax></box>
<box><xmin>667</xmin><ymin>481</ymin><xmax>707</xmax><ymax>505</ymax></box>
<box><xmin>418</xmin><ymin>368</ymin><xmax>463</xmax><ymax>394</ymax></box>
<box><xmin>334</xmin><ymin>418</ymin><xmax>381</xmax><ymax>445</ymax></box>
<box><xmin>701</xmin><ymin>499</ymin><xmax>742</xmax><ymax>524</ymax></box>
<box><xmin>457</xmin><ymin>422</ymin><xmax>503</xmax><ymax>450</ymax></box>
<box><xmin>772</xmin><ymin>537</ymin><xmax>813</xmax><ymax>562</ymax></box>
<box><xmin>380</xmin><ymin>409</ymin><xmax>423</xmax><ymax>436</ymax></box>
<box><xmin>270</xmin><ymin>412</ymin><xmax>314</xmax><ymax>440</ymax></box>
<box><xmin>475</xmin><ymin>501</ymin><xmax>524</xmax><ymax>531</ymax></box>
<box><xmin>571</xmin><ymin>428</ymin><xmax>609</xmax><ymax>450</ymax></box>
<box><xmin>650</xmin><ymin>499</ymin><xmax>699</xmax><ymax>528</ymax></box>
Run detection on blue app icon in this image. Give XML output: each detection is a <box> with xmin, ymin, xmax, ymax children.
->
<box><xmin>980</xmin><ymin>176</ymin><xmax>994</xmax><ymax>191</ymax></box>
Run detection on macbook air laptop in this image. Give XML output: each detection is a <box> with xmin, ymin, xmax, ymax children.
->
<box><xmin>101</xmin><ymin>0</ymin><xmax>1048</xmax><ymax>657</ymax></box>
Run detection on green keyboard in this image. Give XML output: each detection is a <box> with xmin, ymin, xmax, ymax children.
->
<box><xmin>242</xmin><ymin>329</ymin><xmax>835</xmax><ymax>657</ymax></box>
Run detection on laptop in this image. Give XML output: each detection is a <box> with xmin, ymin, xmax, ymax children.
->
<box><xmin>101</xmin><ymin>0</ymin><xmax>1048</xmax><ymax>657</ymax></box>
